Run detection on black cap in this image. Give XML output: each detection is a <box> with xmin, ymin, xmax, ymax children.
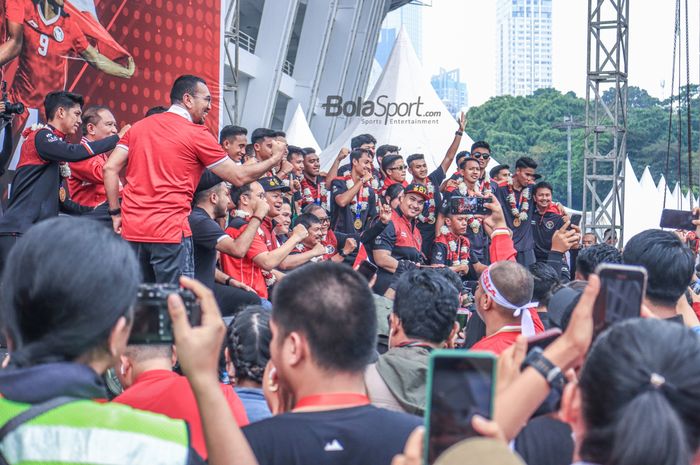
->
<box><xmin>258</xmin><ymin>176</ymin><xmax>290</xmax><ymax>193</ymax></box>
<box><xmin>195</xmin><ymin>171</ymin><xmax>223</xmax><ymax>193</ymax></box>
<box><xmin>404</xmin><ymin>183</ymin><xmax>430</xmax><ymax>200</ymax></box>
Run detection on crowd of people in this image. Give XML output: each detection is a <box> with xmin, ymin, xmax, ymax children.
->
<box><xmin>1</xmin><ymin>75</ymin><xmax>700</xmax><ymax>465</ymax></box>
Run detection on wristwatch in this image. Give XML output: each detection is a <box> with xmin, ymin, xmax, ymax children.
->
<box><xmin>225</xmin><ymin>277</ymin><xmax>232</xmax><ymax>286</ymax></box>
<box><xmin>108</xmin><ymin>207</ymin><xmax>121</xmax><ymax>216</ymax></box>
<box><xmin>455</xmin><ymin>130</ymin><xmax>463</xmax><ymax>136</ymax></box>
<box><xmin>520</xmin><ymin>347</ymin><xmax>565</xmax><ymax>391</ymax></box>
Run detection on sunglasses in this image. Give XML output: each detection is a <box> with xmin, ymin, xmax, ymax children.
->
<box><xmin>471</xmin><ymin>153</ymin><xmax>490</xmax><ymax>160</ymax></box>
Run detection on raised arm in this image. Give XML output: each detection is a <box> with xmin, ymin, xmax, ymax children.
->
<box><xmin>440</xmin><ymin>112</ymin><xmax>467</xmax><ymax>174</ymax></box>
<box><xmin>81</xmin><ymin>46</ymin><xmax>135</xmax><ymax>79</ymax></box>
<box><xmin>212</xmin><ymin>141</ymin><xmax>285</xmax><ymax>186</ymax></box>
<box><xmin>325</xmin><ymin>148</ymin><xmax>350</xmax><ymax>186</ymax></box>
<box><xmin>35</xmin><ymin>129</ymin><xmax>119</xmax><ymax>163</ymax></box>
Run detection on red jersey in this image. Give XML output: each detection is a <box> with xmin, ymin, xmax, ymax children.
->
<box><xmin>221</xmin><ymin>216</ymin><xmax>270</xmax><ymax>299</ymax></box>
<box><xmin>260</xmin><ymin>217</ymin><xmax>279</xmax><ymax>251</ymax></box>
<box><xmin>5</xmin><ymin>0</ymin><xmax>89</xmax><ymax>110</ymax></box>
<box><xmin>300</xmin><ymin>175</ymin><xmax>329</xmax><ymax>210</ymax></box>
<box><xmin>322</xmin><ymin>230</ymin><xmax>339</xmax><ymax>261</ymax></box>
<box><xmin>112</xmin><ymin>370</ymin><xmax>248</xmax><ymax>460</ymax></box>
<box><xmin>471</xmin><ymin>326</ymin><xmax>521</xmax><ymax>355</ymax></box>
<box><xmin>118</xmin><ymin>109</ymin><xmax>228</xmax><ymax>243</ymax></box>
<box><xmin>67</xmin><ymin>137</ymin><xmax>110</xmax><ymax>206</ymax></box>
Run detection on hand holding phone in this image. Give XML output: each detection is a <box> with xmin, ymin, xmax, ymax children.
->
<box><xmin>425</xmin><ymin>351</ymin><xmax>496</xmax><ymax>464</ymax></box>
<box><xmin>660</xmin><ymin>208</ymin><xmax>698</xmax><ymax>231</ymax></box>
<box><xmin>593</xmin><ymin>264</ymin><xmax>647</xmax><ymax>334</ymax></box>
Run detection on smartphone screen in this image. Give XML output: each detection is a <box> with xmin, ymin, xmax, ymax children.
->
<box><xmin>659</xmin><ymin>208</ymin><xmax>696</xmax><ymax>231</ymax></box>
<box><xmin>425</xmin><ymin>352</ymin><xmax>495</xmax><ymax>464</ymax></box>
<box><xmin>593</xmin><ymin>264</ymin><xmax>647</xmax><ymax>334</ymax></box>
<box><xmin>570</xmin><ymin>214</ymin><xmax>582</xmax><ymax>226</ymax></box>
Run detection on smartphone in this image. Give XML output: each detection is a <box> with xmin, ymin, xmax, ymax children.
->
<box><xmin>128</xmin><ymin>284</ymin><xmax>202</xmax><ymax>344</ymax></box>
<box><xmin>526</xmin><ymin>328</ymin><xmax>562</xmax><ymax>351</ymax></box>
<box><xmin>425</xmin><ymin>350</ymin><xmax>496</xmax><ymax>465</ymax></box>
<box><xmin>357</xmin><ymin>260</ymin><xmax>378</xmax><ymax>281</ymax></box>
<box><xmin>659</xmin><ymin>208</ymin><xmax>697</xmax><ymax>231</ymax></box>
<box><xmin>593</xmin><ymin>264</ymin><xmax>647</xmax><ymax>334</ymax></box>
<box><xmin>450</xmin><ymin>195</ymin><xmax>492</xmax><ymax>216</ymax></box>
<box><xmin>569</xmin><ymin>213</ymin><xmax>582</xmax><ymax>227</ymax></box>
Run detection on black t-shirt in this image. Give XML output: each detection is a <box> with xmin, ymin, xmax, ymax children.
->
<box><xmin>188</xmin><ymin>207</ymin><xmax>228</xmax><ymax>290</ymax></box>
<box><xmin>532</xmin><ymin>209</ymin><xmax>565</xmax><ymax>262</ymax></box>
<box><xmin>331</xmin><ymin>178</ymin><xmax>378</xmax><ymax>234</ymax></box>
<box><xmin>243</xmin><ymin>405</ymin><xmax>422</xmax><ymax>465</ymax></box>
<box><xmin>494</xmin><ymin>183</ymin><xmax>536</xmax><ymax>253</ymax></box>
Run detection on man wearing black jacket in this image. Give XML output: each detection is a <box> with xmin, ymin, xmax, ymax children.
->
<box><xmin>0</xmin><ymin>91</ymin><xmax>125</xmax><ymax>272</ymax></box>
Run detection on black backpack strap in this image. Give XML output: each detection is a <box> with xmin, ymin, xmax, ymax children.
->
<box><xmin>0</xmin><ymin>396</ymin><xmax>76</xmax><ymax>442</ymax></box>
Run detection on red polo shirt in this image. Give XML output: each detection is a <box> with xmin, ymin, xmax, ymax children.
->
<box><xmin>118</xmin><ymin>109</ymin><xmax>229</xmax><ymax>243</ymax></box>
<box><xmin>221</xmin><ymin>216</ymin><xmax>271</xmax><ymax>298</ymax></box>
<box><xmin>471</xmin><ymin>327</ymin><xmax>521</xmax><ymax>355</ymax></box>
<box><xmin>113</xmin><ymin>370</ymin><xmax>248</xmax><ymax>459</ymax></box>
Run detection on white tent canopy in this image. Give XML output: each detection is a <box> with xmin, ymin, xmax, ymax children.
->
<box><xmin>596</xmin><ymin>158</ymin><xmax>699</xmax><ymax>245</ymax></box>
<box><xmin>319</xmin><ymin>28</ymin><xmax>472</xmax><ymax>172</ymax></box>
<box><xmin>284</xmin><ymin>104</ymin><xmax>322</xmax><ymax>154</ymax></box>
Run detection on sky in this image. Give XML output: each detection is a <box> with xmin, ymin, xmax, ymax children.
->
<box><xmin>420</xmin><ymin>0</ymin><xmax>700</xmax><ymax>107</ymax></box>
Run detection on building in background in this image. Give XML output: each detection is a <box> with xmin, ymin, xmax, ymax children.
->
<box><xmin>496</xmin><ymin>0</ymin><xmax>552</xmax><ymax>96</ymax></box>
<box><xmin>431</xmin><ymin>68</ymin><xmax>467</xmax><ymax>117</ymax></box>
<box><xmin>375</xmin><ymin>2</ymin><xmax>424</xmax><ymax>67</ymax></box>
<box><xmin>223</xmin><ymin>0</ymin><xmax>413</xmax><ymax>148</ymax></box>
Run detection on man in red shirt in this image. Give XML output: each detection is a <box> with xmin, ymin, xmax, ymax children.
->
<box><xmin>104</xmin><ymin>75</ymin><xmax>285</xmax><ymax>284</ymax></box>
<box><xmin>221</xmin><ymin>181</ymin><xmax>309</xmax><ymax>300</ymax></box>
<box><xmin>114</xmin><ymin>344</ymin><xmax>248</xmax><ymax>460</ymax></box>
<box><xmin>68</xmin><ymin>106</ymin><xmax>118</xmax><ymax>207</ymax></box>
<box><xmin>470</xmin><ymin>261</ymin><xmax>538</xmax><ymax>355</ymax></box>
<box><xmin>0</xmin><ymin>0</ymin><xmax>135</xmax><ymax>166</ymax></box>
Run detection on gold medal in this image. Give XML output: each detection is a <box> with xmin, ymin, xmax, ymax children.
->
<box><xmin>59</xmin><ymin>187</ymin><xmax>66</xmax><ymax>203</ymax></box>
<box><xmin>428</xmin><ymin>217</ymin><xmax>436</xmax><ymax>225</ymax></box>
<box><xmin>354</xmin><ymin>219</ymin><xmax>363</xmax><ymax>230</ymax></box>
<box><xmin>513</xmin><ymin>217</ymin><xmax>521</xmax><ymax>227</ymax></box>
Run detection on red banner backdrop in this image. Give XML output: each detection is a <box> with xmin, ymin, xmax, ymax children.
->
<box><xmin>0</xmin><ymin>0</ymin><xmax>223</xmax><ymax>205</ymax></box>
<box><xmin>65</xmin><ymin>0</ymin><xmax>223</xmax><ymax>135</ymax></box>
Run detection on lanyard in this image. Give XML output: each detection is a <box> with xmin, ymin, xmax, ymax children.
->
<box><xmin>294</xmin><ymin>393</ymin><xmax>370</xmax><ymax>411</ymax></box>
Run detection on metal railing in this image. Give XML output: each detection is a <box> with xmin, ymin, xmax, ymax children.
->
<box><xmin>228</xmin><ymin>28</ymin><xmax>256</xmax><ymax>54</ymax></box>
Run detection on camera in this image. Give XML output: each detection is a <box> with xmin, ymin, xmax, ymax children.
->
<box><xmin>128</xmin><ymin>283</ymin><xmax>201</xmax><ymax>344</ymax></box>
<box><xmin>1</xmin><ymin>81</ymin><xmax>25</xmax><ymax>119</ymax></box>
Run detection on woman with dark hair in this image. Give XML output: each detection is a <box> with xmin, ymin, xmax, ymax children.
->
<box><xmin>383</xmin><ymin>183</ymin><xmax>405</xmax><ymax>210</ymax></box>
<box><xmin>225</xmin><ymin>306</ymin><xmax>273</xmax><ymax>422</ymax></box>
<box><xmin>563</xmin><ymin>318</ymin><xmax>700</xmax><ymax>465</ymax></box>
<box><xmin>0</xmin><ymin>217</ymin><xmax>206</xmax><ymax>464</ymax></box>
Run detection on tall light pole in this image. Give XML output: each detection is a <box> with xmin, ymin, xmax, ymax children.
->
<box><xmin>553</xmin><ymin>115</ymin><xmax>584</xmax><ymax>207</ymax></box>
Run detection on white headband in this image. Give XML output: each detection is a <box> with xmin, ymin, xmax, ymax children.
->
<box><xmin>480</xmin><ymin>267</ymin><xmax>538</xmax><ymax>337</ymax></box>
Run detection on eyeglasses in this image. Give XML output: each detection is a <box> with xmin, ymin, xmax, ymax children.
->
<box><xmin>317</xmin><ymin>217</ymin><xmax>330</xmax><ymax>223</ymax></box>
<box><xmin>471</xmin><ymin>153</ymin><xmax>490</xmax><ymax>159</ymax></box>
<box><xmin>389</xmin><ymin>165</ymin><xmax>407</xmax><ymax>171</ymax></box>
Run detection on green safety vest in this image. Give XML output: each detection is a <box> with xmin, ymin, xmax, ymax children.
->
<box><xmin>0</xmin><ymin>397</ymin><xmax>191</xmax><ymax>465</ymax></box>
